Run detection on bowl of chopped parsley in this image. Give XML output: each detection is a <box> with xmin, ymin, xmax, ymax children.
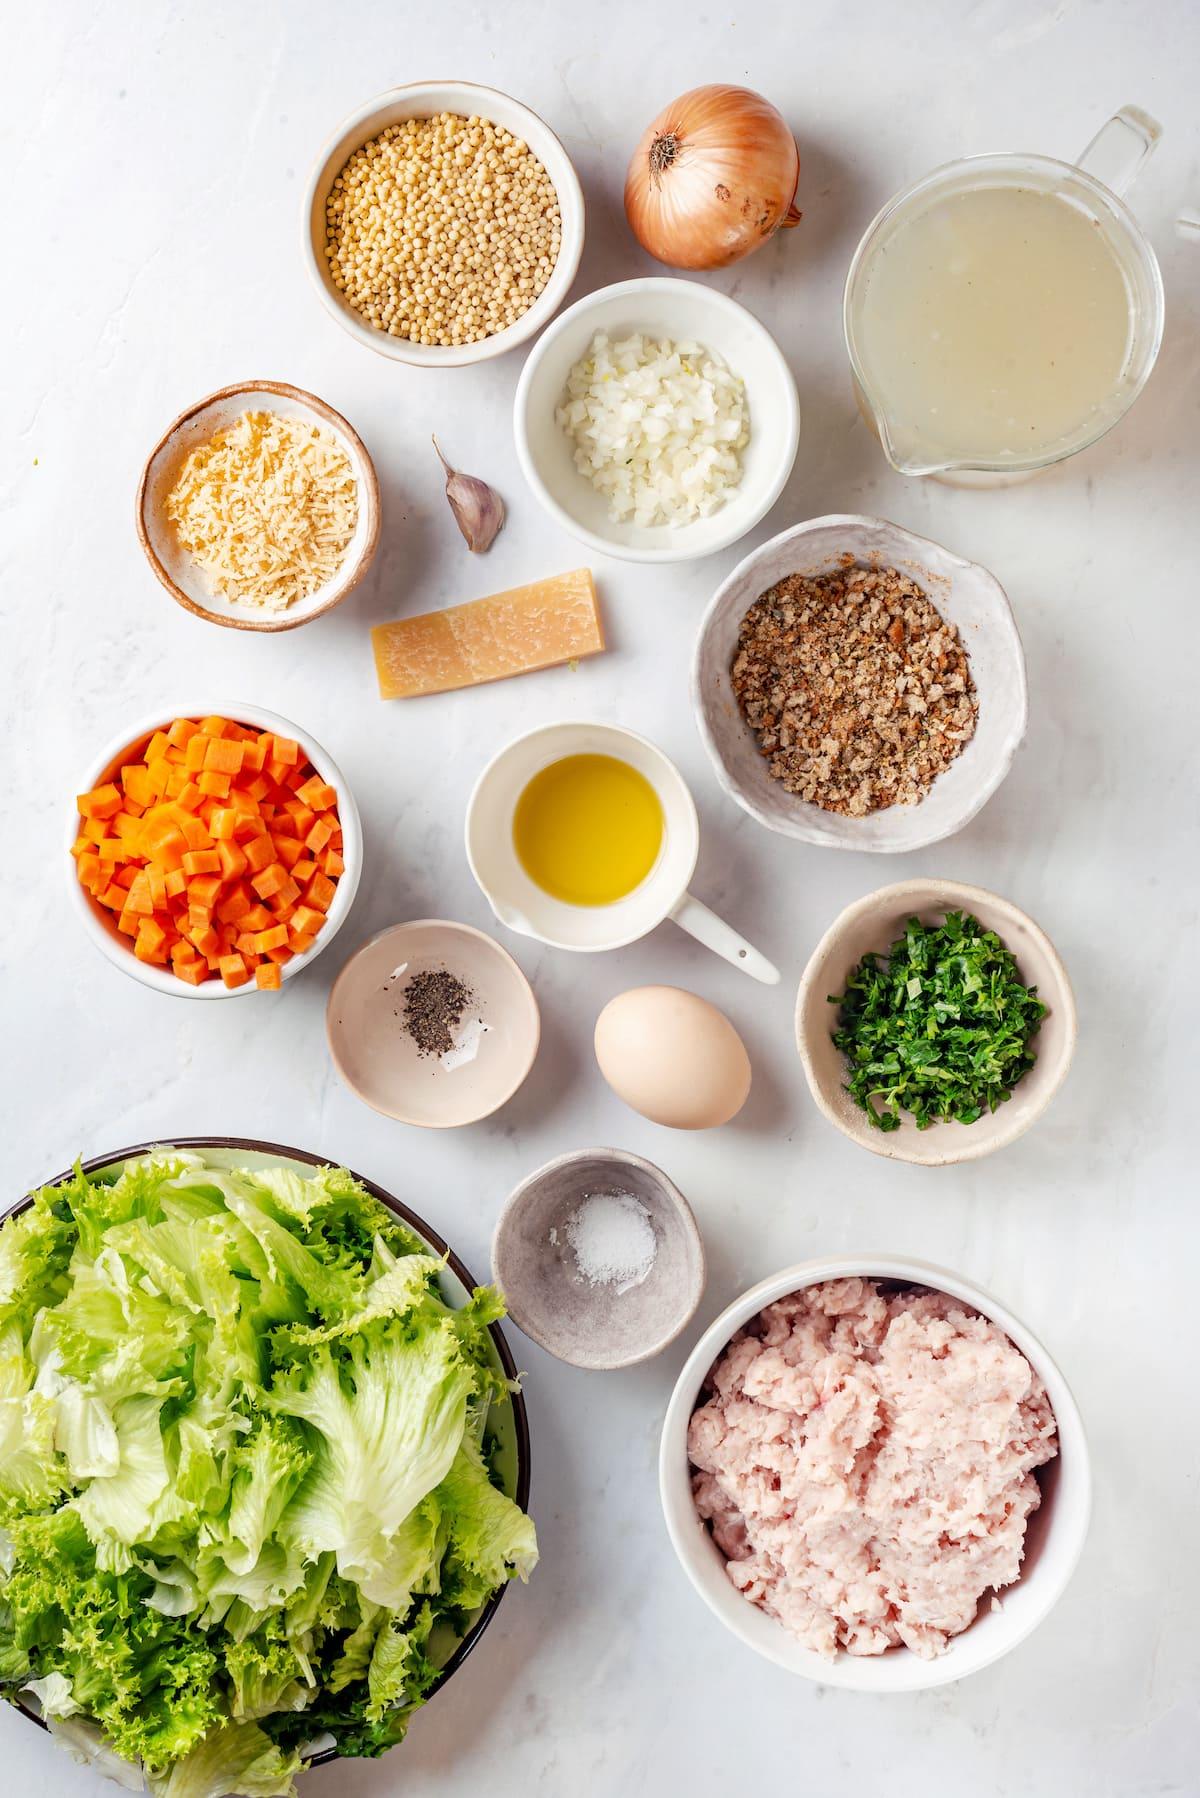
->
<box><xmin>796</xmin><ymin>880</ymin><xmax>1076</xmax><ymax>1164</ymax></box>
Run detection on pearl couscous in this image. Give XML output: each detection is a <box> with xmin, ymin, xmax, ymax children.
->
<box><xmin>324</xmin><ymin>112</ymin><xmax>561</xmax><ymax>348</ymax></box>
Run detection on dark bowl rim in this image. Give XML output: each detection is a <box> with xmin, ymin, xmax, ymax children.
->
<box><xmin>2</xmin><ymin>1135</ymin><xmax>531</xmax><ymax>1773</ymax></box>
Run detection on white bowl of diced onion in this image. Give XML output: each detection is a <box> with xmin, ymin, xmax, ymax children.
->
<box><xmin>514</xmin><ymin>278</ymin><xmax>800</xmax><ymax>564</ymax></box>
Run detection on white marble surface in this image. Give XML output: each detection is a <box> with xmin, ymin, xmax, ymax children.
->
<box><xmin>4</xmin><ymin>4</ymin><xmax>1198</xmax><ymax>1793</ymax></box>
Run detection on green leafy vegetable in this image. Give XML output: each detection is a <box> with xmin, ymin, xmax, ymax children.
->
<box><xmin>829</xmin><ymin>910</ymin><xmax>1047</xmax><ymax>1130</ymax></box>
<box><xmin>0</xmin><ymin>1153</ymin><xmax>535</xmax><ymax>1794</ymax></box>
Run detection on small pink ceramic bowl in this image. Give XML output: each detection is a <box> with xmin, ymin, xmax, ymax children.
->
<box><xmin>68</xmin><ymin>703</ymin><xmax>362</xmax><ymax>999</ymax></box>
<box><xmin>327</xmin><ymin>919</ymin><xmax>540</xmax><ymax>1127</ymax></box>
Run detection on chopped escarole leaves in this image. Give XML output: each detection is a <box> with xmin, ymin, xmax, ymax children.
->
<box><xmin>0</xmin><ymin>1152</ymin><xmax>535</xmax><ymax>1794</ymax></box>
<box><xmin>829</xmin><ymin>910</ymin><xmax>1047</xmax><ymax>1130</ymax></box>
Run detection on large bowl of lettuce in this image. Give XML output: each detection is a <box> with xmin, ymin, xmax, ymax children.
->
<box><xmin>0</xmin><ymin>1139</ymin><xmax>535</xmax><ymax>1797</ymax></box>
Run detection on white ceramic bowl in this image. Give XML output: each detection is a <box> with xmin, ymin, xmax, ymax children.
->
<box><xmin>303</xmin><ymin>82</ymin><xmax>584</xmax><ymax>368</ymax></box>
<box><xmin>693</xmin><ymin>514</ymin><xmax>1027</xmax><ymax>849</ymax></box>
<box><xmin>137</xmin><ymin>381</ymin><xmax>380</xmax><ymax>632</ymax></box>
<box><xmin>796</xmin><ymin>879</ymin><xmax>1076</xmax><ymax>1165</ymax></box>
<box><xmin>326</xmin><ymin>919</ymin><xmax>540</xmax><ymax>1127</ymax></box>
<box><xmin>69</xmin><ymin>704</ymin><xmax>362</xmax><ymax>998</ymax></box>
<box><xmin>514</xmin><ymin>278</ymin><xmax>800</xmax><ymax>564</ymax></box>
<box><xmin>661</xmin><ymin>1255</ymin><xmax>1091</xmax><ymax>1691</ymax></box>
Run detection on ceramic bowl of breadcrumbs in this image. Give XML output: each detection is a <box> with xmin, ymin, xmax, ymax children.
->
<box><xmin>303</xmin><ymin>82</ymin><xmax>584</xmax><ymax>367</ymax></box>
<box><xmin>691</xmin><ymin>515</ymin><xmax>1028</xmax><ymax>852</ymax></box>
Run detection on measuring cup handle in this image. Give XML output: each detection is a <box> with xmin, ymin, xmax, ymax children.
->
<box><xmin>670</xmin><ymin>892</ymin><xmax>780</xmax><ymax>985</ymax></box>
<box><xmin>1077</xmin><ymin>105</ymin><xmax>1162</xmax><ymax>198</ymax></box>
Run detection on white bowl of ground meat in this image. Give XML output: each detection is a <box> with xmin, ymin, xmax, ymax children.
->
<box><xmin>660</xmin><ymin>1259</ymin><xmax>1090</xmax><ymax>1690</ymax></box>
<box><xmin>691</xmin><ymin>515</ymin><xmax>1028</xmax><ymax>851</ymax></box>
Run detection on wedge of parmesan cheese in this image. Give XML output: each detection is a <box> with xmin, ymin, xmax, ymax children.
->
<box><xmin>372</xmin><ymin>570</ymin><xmax>605</xmax><ymax>699</ymax></box>
<box><xmin>165</xmin><ymin>410</ymin><xmax>357</xmax><ymax>612</ymax></box>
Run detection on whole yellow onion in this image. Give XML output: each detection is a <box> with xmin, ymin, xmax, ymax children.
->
<box><xmin>624</xmin><ymin>84</ymin><xmax>801</xmax><ymax>271</ymax></box>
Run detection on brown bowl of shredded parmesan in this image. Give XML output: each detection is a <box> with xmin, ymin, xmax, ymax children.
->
<box><xmin>136</xmin><ymin>380</ymin><xmax>380</xmax><ymax>631</ymax></box>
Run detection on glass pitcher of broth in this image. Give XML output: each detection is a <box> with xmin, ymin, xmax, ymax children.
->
<box><xmin>843</xmin><ymin>107</ymin><xmax>1164</xmax><ymax>483</ymax></box>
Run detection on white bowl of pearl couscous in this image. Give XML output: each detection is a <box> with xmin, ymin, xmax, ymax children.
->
<box><xmin>304</xmin><ymin>82</ymin><xmax>585</xmax><ymax>367</ymax></box>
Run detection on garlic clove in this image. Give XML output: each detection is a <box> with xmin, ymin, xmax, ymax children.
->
<box><xmin>432</xmin><ymin>436</ymin><xmax>505</xmax><ymax>553</ymax></box>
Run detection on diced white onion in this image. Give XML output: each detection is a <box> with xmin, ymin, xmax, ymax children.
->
<box><xmin>556</xmin><ymin>331</ymin><xmax>750</xmax><ymax>528</ymax></box>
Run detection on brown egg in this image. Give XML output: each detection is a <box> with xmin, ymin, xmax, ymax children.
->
<box><xmin>594</xmin><ymin>985</ymin><xmax>751</xmax><ymax>1129</ymax></box>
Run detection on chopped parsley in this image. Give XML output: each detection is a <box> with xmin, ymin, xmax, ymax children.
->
<box><xmin>828</xmin><ymin>911</ymin><xmax>1047</xmax><ymax>1131</ymax></box>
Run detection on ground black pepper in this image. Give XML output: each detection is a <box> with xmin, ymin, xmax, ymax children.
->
<box><xmin>401</xmin><ymin>967</ymin><xmax>474</xmax><ymax>1058</ymax></box>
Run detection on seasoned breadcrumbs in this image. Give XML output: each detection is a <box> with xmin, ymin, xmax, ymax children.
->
<box><xmin>731</xmin><ymin>563</ymin><xmax>978</xmax><ymax>817</ymax></box>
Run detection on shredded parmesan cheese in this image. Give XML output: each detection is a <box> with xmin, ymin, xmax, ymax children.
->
<box><xmin>165</xmin><ymin>410</ymin><xmax>358</xmax><ymax>613</ymax></box>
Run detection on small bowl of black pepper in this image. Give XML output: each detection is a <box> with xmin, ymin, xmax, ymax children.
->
<box><xmin>326</xmin><ymin>920</ymin><xmax>540</xmax><ymax>1127</ymax></box>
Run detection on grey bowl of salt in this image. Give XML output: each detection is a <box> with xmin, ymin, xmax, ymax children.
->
<box><xmin>491</xmin><ymin>1148</ymin><xmax>706</xmax><ymax>1370</ymax></box>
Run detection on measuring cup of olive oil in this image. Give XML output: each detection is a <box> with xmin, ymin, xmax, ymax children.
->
<box><xmin>844</xmin><ymin>106</ymin><xmax>1164</xmax><ymax>484</ymax></box>
<box><xmin>465</xmin><ymin>721</ymin><xmax>780</xmax><ymax>984</ymax></box>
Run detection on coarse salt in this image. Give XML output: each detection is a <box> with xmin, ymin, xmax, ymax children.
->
<box><xmin>561</xmin><ymin>1191</ymin><xmax>657</xmax><ymax>1295</ymax></box>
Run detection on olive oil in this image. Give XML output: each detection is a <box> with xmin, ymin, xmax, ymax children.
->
<box><xmin>852</xmin><ymin>183</ymin><xmax>1134</xmax><ymax>465</ymax></box>
<box><xmin>513</xmin><ymin>754</ymin><xmax>664</xmax><ymax>906</ymax></box>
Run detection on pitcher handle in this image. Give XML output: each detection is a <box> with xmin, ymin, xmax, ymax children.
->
<box><xmin>1076</xmin><ymin>105</ymin><xmax>1162</xmax><ymax>199</ymax></box>
<box><xmin>670</xmin><ymin>892</ymin><xmax>780</xmax><ymax>985</ymax></box>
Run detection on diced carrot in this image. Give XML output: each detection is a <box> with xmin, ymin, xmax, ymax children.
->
<box><xmin>216</xmin><ymin>840</ymin><xmax>248</xmax><ymax>881</ymax></box>
<box><xmin>323</xmin><ymin>849</ymin><xmax>344</xmax><ymax>878</ymax></box>
<box><xmin>147</xmin><ymin>756</ymin><xmax>173</xmax><ymax>796</ymax></box>
<box><xmin>203</xmin><ymin>737</ymin><xmax>245</xmax><ymax>775</ymax></box>
<box><xmin>124</xmin><ymin>873</ymin><xmax>154</xmax><ymax>916</ymax></box>
<box><xmin>243</xmin><ymin>834</ymin><xmax>275</xmax><ymax>874</ymax></box>
<box><xmin>73</xmin><ymin>714</ymin><xmax>319</xmax><ymax>992</ymax></box>
<box><xmin>306</xmin><ymin>872</ymin><xmax>337</xmax><ymax>912</ymax></box>
<box><xmin>271</xmin><ymin>874</ymin><xmax>301</xmax><ymax>911</ymax></box>
<box><xmin>188</xmin><ymin>873</ymin><xmax>223</xmax><ymax>907</ymax></box>
<box><xmin>182</xmin><ymin>849</ymin><xmax>221</xmax><ymax>876</ymax></box>
<box><xmin>272</xmin><ymin>835</ymin><xmax>302</xmax><ymax>869</ymax></box>
<box><xmin>297</xmin><ymin>777</ymin><xmax>338</xmax><ymax>812</ymax></box>
<box><xmin>251</xmin><ymin>862</ymin><xmax>288</xmax><ymax>900</ymax></box>
<box><xmin>135</xmin><ymin>916</ymin><xmax>167</xmax><ymax>954</ymax></box>
<box><xmin>121</xmin><ymin>764</ymin><xmax>155</xmax><ymax>808</ymax></box>
<box><xmin>78</xmin><ymin>784</ymin><xmax>123</xmax><ymax>820</ymax></box>
<box><xmin>218</xmin><ymin>953</ymin><xmax>251</xmax><ymax>988</ymax></box>
<box><xmin>255</xmin><ymin>962</ymin><xmax>282</xmax><ymax>990</ymax></box>
<box><xmin>216</xmin><ymin>885</ymin><xmax>253</xmax><ymax>925</ymax></box>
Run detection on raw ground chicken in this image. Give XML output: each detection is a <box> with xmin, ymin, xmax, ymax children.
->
<box><xmin>688</xmin><ymin>1278</ymin><xmax>1058</xmax><ymax>1659</ymax></box>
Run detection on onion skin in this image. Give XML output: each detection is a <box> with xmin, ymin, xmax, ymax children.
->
<box><xmin>624</xmin><ymin>84</ymin><xmax>801</xmax><ymax>271</ymax></box>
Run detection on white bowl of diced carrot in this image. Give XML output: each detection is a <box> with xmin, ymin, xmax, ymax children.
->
<box><xmin>69</xmin><ymin>706</ymin><xmax>362</xmax><ymax>996</ymax></box>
